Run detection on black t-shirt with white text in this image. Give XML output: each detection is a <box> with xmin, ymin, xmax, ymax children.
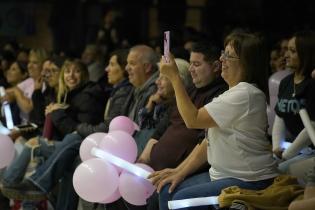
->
<box><xmin>275</xmin><ymin>74</ymin><xmax>315</xmax><ymax>139</ymax></box>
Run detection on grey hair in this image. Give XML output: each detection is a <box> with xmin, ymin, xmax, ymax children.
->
<box><xmin>130</xmin><ymin>45</ymin><xmax>159</xmax><ymax>72</ymax></box>
<box><xmin>174</xmin><ymin>58</ymin><xmax>192</xmax><ymax>88</ymax></box>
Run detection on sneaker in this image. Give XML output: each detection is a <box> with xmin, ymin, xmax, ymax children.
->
<box><xmin>0</xmin><ymin>180</ymin><xmax>46</xmax><ymax>201</ymax></box>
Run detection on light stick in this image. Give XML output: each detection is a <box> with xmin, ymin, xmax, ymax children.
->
<box><xmin>299</xmin><ymin>108</ymin><xmax>315</xmax><ymax>146</ymax></box>
<box><xmin>91</xmin><ymin>147</ymin><xmax>151</xmax><ymax>179</ymax></box>
<box><xmin>3</xmin><ymin>103</ymin><xmax>14</xmax><ymax>129</ymax></box>
<box><xmin>168</xmin><ymin>196</ymin><xmax>219</xmax><ymax>209</ymax></box>
<box><xmin>281</xmin><ymin>141</ymin><xmax>291</xmax><ymax>150</ymax></box>
<box><xmin>0</xmin><ymin>87</ymin><xmax>14</xmax><ymax>129</ymax></box>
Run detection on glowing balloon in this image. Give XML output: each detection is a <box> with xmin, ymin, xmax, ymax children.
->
<box><xmin>119</xmin><ymin>163</ymin><xmax>155</xmax><ymax>206</ymax></box>
<box><xmin>73</xmin><ymin>158</ymin><xmax>119</xmax><ymax>202</ymax></box>
<box><xmin>79</xmin><ymin>132</ymin><xmax>107</xmax><ymax>161</ymax></box>
<box><xmin>0</xmin><ymin>134</ymin><xmax>15</xmax><ymax>169</ymax></box>
<box><xmin>100</xmin><ymin>188</ymin><xmax>121</xmax><ymax>204</ymax></box>
<box><xmin>99</xmin><ymin>130</ymin><xmax>137</xmax><ymax>164</ymax></box>
<box><xmin>109</xmin><ymin>116</ymin><xmax>139</xmax><ymax>135</ymax></box>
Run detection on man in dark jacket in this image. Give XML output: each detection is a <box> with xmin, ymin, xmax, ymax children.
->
<box><xmin>77</xmin><ymin>45</ymin><xmax>158</xmax><ymax>137</ymax></box>
<box><xmin>123</xmin><ymin>45</ymin><xmax>159</xmax><ymax>123</ymax></box>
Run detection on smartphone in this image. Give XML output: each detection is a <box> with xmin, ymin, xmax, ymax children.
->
<box><xmin>14</xmin><ymin>123</ymin><xmax>38</xmax><ymax>131</ymax></box>
<box><xmin>164</xmin><ymin>31</ymin><xmax>170</xmax><ymax>63</ymax></box>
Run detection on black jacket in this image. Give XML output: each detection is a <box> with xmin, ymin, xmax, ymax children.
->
<box><xmin>76</xmin><ymin>79</ymin><xmax>133</xmax><ymax>138</ymax></box>
<box><xmin>50</xmin><ymin>81</ymin><xmax>107</xmax><ymax>140</ymax></box>
<box><xmin>30</xmin><ymin>86</ymin><xmax>56</xmax><ymax>130</ymax></box>
<box><xmin>122</xmin><ymin>72</ymin><xmax>158</xmax><ymax>124</ymax></box>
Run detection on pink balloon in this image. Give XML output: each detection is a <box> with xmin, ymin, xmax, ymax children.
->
<box><xmin>118</xmin><ymin>163</ymin><xmax>155</xmax><ymax>206</ymax></box>
<box><xmin>0</xmin><ymin>134</ymin><xmax>15</xmax><ymax>169</ymax></box>
<box><xmin>109</xmin><ymin>116</ymin><xmax>139</xmax><ymax>135</ymax></box>
<box><xmin>99</xmin><ymin>130</ymin><xmax>137</xmax><ymax>164</ymax></box>
<box><xmin>73</xmin><ymin>158</ymin><xmax>119</xmax><ymax>202</ymax></box>
<box><xmin>80</xmin><ymin>132</ymin><xmax>107</xmax><ymax>161</ymax></box>
<box><xmin>100</xmin><ymin>188</ymin><xmax>121</xmax><ymax>204</ymax></box>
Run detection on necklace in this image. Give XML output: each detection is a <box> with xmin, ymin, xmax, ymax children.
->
<box><xmin>292</xmin><ymin>83</ymin><xmax>296</xmax><ymax>97</ymax></box>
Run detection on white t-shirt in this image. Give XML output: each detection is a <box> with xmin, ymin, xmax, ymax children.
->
<box><xmin>205</xmin><ymin>82</ymin><xmax>278</xmax><ymax>181</ymax></box>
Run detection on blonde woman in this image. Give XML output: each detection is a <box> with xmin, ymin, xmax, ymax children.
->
<box><xmin>44</xmin><ymin>59</ymin><xmax>104</xmax><ymax>139</ymax></box>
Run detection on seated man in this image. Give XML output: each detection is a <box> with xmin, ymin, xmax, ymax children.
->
<box><xmin>139</xmin><ymin>41</ymin><xmax>227</xmax><ymax>171</ymax></box>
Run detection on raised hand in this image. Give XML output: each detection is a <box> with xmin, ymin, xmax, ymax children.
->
<box><xmin>146</xmin><ymin>92</ymin><xmax>163</xmax><ymax>111</ymax></box>
<box><xmin>34</xmin><ymin>76</ymin><xmax>44</xmax><ymax>90</ymax></box>
<box><xmin>159</xmin><ymin>54</ymin><xmax>180</xmax><ymax>82</ymax></box>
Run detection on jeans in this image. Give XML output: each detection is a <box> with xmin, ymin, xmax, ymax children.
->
<box><xmin>55</xmin><ymin>157</ymin><xmax>81</xmax><ymax>210</ymax></box>
<box><xmin>2</xmin><ymin>137</ymin><xmax>57</xmax><ymax>186</ymax></box>
<box><xmin>279</xmin><ymin>152</ymin><xmax>315</xmax><ymax>185</ymax></box>
<box><xmin>27</xmin><ymin>133</ymin><xmax>82</xmax><ymax>210</ymax></box>
<box><xmin>146</xmin><ymin>191</ymin><xmax>159</xmax><ymax>210</ymax></box>
<box><xmin>134</xmin><ymin>128</ymin><xmax>155</xmax><ymax>156</ymax></box>
<box><xmin>27</xmin><ymin>133</ymin><xmax>82</xmax><ymax>193</ymax></box>
<box><xmin>2</xmin><ymin>147</ymin><xmax>31</xmax><ymax>185</ymax></box>
<box><xmin>159</xmin><ymin>172</ymin><xmax>274</xmax><ymax>210</ymax></box>
<box><xmin>2</xmin><ymin>137</ymin><xmax>59</xmax><ymax>210</ymax></box>
<box><xmin>279</xmin><ymin>152</ymin><xmax>315</xmax><ymax>173</ymax></box>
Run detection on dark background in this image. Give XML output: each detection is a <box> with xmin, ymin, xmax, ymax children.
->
<box><xmin>0</xmin><ymin>0</ymin><xmax>314</xmax><ymax>55</ymax></box>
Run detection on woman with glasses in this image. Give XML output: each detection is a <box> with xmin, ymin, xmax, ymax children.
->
<box><xmin>150</xmin><ymin>32</ymin><xmax>279</xmax><ymax>210</ymax></box>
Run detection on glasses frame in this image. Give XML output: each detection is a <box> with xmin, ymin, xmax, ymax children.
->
<box><xmin>221</xmin><ymin>50</ymin><xmax>240</xmax><ymax>61</ymax></box>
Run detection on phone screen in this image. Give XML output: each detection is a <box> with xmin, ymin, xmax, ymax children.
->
<box><xmin>164</xmin><ymin>31</ymin><xmax>170</xmax><ymax>63</ymax></box>
<box><xmin>17</xmin><ymin>125</ymin><xmax>34</xmax><ymax>129</ymax></box>
<box><xmin>14</xmin><ymin>123</ymin><xmax>37</xmax><ymax>130</ymax></box>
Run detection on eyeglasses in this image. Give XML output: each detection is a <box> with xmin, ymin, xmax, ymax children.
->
<box><xmin>221</xmin><ymin>50</ymin><xmax>239</xmax><ymax>60</ymax></box>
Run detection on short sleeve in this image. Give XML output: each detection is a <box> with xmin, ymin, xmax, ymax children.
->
<box><xmin>204</xmin><ymin>86</ymin><xmax>249</xmax><ymax>128</ymax></box>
